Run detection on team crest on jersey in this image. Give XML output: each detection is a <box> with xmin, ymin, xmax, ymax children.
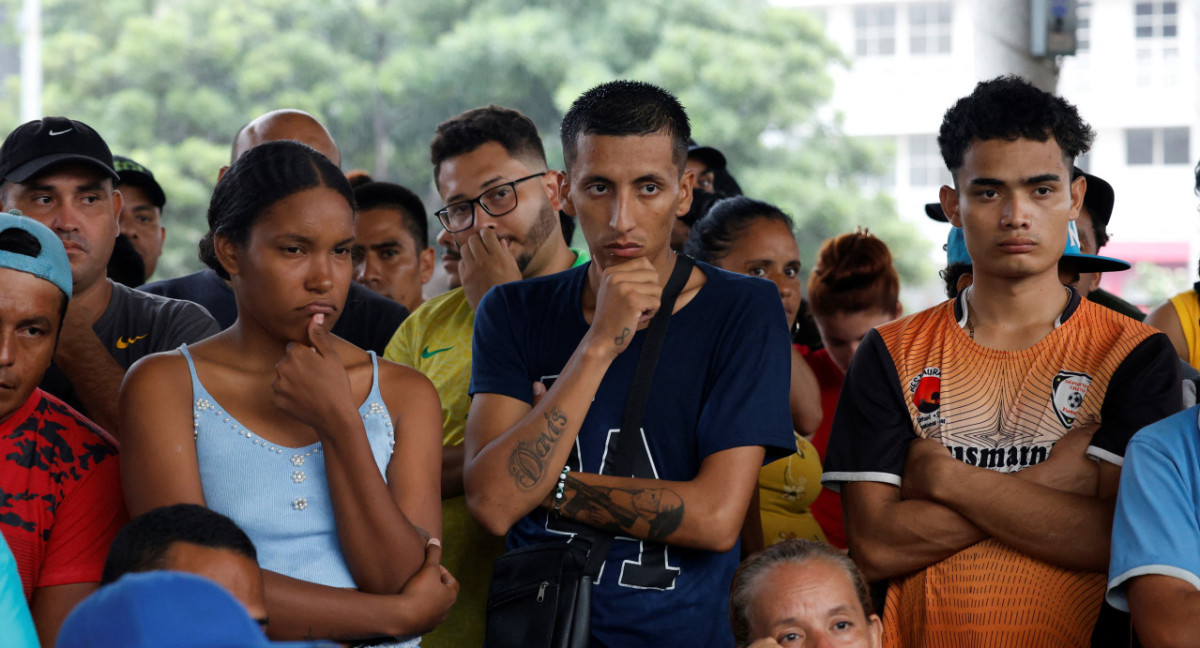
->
<box><xmin>1052</xmin><ymin>371</ymin><xmax>1092</xmax><ymax>428</ymax></box>
<box><xmin>908</xmin><ymin>367</ymin><xmax>943</xmax><ymax>430</ymax></box>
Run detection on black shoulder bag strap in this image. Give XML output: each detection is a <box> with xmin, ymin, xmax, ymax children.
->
<box><xmin>565</xmin><ymin>255</ymin><xmax>694</xmax><ymax>647</ymax></box>
<box><xmin>581</xmin><ymin>253</ymin><xmax>695</xmax><ymax>574</ymax></box>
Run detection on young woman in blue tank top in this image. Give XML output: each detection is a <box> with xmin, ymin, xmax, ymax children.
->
<box><xmin>119</xmin><ymin>140</ymin><xmax>457</xmax><ymax>645</ymax></box>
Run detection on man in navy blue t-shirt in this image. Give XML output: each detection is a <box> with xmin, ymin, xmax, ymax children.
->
<box><xmin>465</xmin><ymin>80</ymin><xmax>794</xmax><ymax>647</ymax></box>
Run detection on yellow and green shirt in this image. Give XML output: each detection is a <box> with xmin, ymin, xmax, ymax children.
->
<box><xmin>383</xmin><ymin>248</ymin><xmax>587</xmax><ymax>647</ymax></box>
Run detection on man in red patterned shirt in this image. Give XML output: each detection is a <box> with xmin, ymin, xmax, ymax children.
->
<box><xmin>0</xmin><ymin>211</ymin><xmax>126</xmax><ymax>646</ymax></box>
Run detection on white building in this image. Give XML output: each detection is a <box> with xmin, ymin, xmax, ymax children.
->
<box><xmin>778</xmin><ymin>0</ymin><xmax>1197</xmax><ymax>308</ymax></box>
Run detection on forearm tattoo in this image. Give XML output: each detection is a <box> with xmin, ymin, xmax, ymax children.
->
<box><xmin>559</xmin><ymin>475</ymin><xmax>685</xmax><ymax>542</ymax></box>
<box><xmin>614</xmin><ymin>327</ymin><xmax>630</xmax><ymax>346</ymax></box>
<box><xmin>507</xmin><ymin>407</ymin><xmax>569</xmax><ymax>490</ymax></box>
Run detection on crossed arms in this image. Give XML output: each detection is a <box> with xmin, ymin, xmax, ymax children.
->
<box><xmin>835</xmin><ymin>331</ymin><xmax>1181</xmax><ymax>582</ymax></box>
<box><xmin>844</xmin><ymin>428</ymin><xmax>1119</xmax><ymax>582</ymax></box>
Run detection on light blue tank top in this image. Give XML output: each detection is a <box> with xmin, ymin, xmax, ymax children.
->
<box><xmin>182</xmin><ymin>344</ymin><xmax>417</xmax><ymax>647</ymax></box>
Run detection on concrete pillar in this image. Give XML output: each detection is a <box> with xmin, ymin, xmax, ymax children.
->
<box><xmin>972</xmin><ymin>0</ymin><xmax>1060</xmax><ymax>92</ymax></box>
<box><xmin>19</xmin><ymin>0</ymin><xmax>42</xmax><ymax>121</ymax></box>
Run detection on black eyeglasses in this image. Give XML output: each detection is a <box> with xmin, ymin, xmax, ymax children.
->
<box><xmin>434</xmin><ymin>172</ymin><xmax>548</xmax><ymax>233</ymax></box>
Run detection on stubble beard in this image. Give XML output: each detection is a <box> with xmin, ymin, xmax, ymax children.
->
<box><xmin>515</xmin><ymin>200</ymin><xmax>558</xmax><ymax>275</ymax></box>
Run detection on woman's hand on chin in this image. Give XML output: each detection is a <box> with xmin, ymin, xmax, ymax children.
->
<box><xmin>272</xmin><ymin>313</ymin><xmax>356</xmax><ymax>435</ymax></box>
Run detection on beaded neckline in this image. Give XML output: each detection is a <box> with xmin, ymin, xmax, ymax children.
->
<box><xmin>185</xmin><ymin>345</ymin><xmax>395</xmax><ymax>458</ymax></box>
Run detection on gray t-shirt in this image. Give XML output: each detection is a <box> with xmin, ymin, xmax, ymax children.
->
<box><xmin>40</xmin><ymin>280</ymin><xmax>221</xmax><ymax>417</ymax></box>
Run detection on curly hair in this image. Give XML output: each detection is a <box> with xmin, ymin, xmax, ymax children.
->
<box><xmin>940</xmin><ymin>262</ymin><xmax>972</xmax><ymax>299</ymax></box>
<box><xmin>938</xmin><ymin>75</ymin><xmax>1094</xmax><ymax>180</ymax></box>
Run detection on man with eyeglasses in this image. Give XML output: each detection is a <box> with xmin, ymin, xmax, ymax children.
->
<box><xmin>383</xmin><ymin>105</ymin><xmax>585</xmax><ymax>648</ymax></box>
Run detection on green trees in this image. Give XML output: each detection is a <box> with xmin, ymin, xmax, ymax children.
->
<box><xmin>0</xmin><ymin>0</ymin><xmax>927</xmax><ymax>280</ymax></box>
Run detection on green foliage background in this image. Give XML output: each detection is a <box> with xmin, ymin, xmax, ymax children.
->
<box><xmin>0</xmin><ymin>0</ymin><xmax>929</xmax><ymax>282</ymax></box>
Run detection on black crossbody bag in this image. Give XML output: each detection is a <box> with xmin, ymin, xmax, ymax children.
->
<box><xmin>483</xmin><ymin>255</ymin><xmax>694</xmax><ymax>648</ymax></box>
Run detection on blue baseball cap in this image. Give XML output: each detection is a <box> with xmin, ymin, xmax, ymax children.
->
<box><xmin>0</xmin><ymin>210</ymin><xmax>72</xmax><ymax>299</ymax></box>
<box><xmin>943</xmin><ymin>222</ymin><xmax>1129</xmax><ymax>274</ymax></box>
<box><xmin>56</xmin><ymin>571</ymin><xmax>336</xmax><ymax>648</ymax></box>
<box><xmin>946</xmin><ymin>226</ymin><xmax>971</xmax><ymax>266</ymax></box>
<box><xmin>1062</xmin><ymin>220</ymin><xmax>1129</xmax><ymax>273</ymax></box>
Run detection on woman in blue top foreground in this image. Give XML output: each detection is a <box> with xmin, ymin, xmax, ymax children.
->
<box><xmin>119</xmin><ymin>140</ymin><xmax>457</xmax><ymax>645</ymax></box>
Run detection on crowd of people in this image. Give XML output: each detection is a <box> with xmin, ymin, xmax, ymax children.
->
<box><xmin>0</xmin><ymin>73</ymin><xmax>1198</xmax><ymax>648</ymax></box>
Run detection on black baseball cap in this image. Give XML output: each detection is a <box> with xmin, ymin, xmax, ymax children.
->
<box><xmin>0</xmin><ymin>117</ymin><xmax>118</xmax><ymax>184</ymax></box>
<box><xmin>925</xmin><ymin>202</ymin><xmax>949</xmax><ymax>222</ymax></box>
<box><xmin>687</xmin><ymin>138</ymin><xmax>726</xmax><ymax>171</ymax></box>
<box><xmin>113</xmin><ymin>156</ymin><xmax>166</xmax><ymax>208</ymax></box>
<box><xmin>1073</xmin><ymin>166</ymin><xmax>1113</xmax><ymax>228</ymax></box>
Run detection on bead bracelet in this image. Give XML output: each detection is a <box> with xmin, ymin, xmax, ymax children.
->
<box><xmin>553</xmin><ymin>465</ymin><xmax>571</xmax><ymax>516</ymax></box>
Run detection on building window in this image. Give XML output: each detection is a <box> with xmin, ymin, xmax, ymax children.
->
<box><xmin>855</xmin><ymin>5</ymin><xmax>896</xmax><ymax>56</ymax></box>
<box><xmin>1161</xmin><ymin>46</ymin><xmax>1180</xmax><ymax>85</ymax></box>
<box><xmin>1127</xmin><ymin>129</ymin><xmax>1154</xmax><ymax>165</ymax></box>
<box><xmin>908</xmin><ymin>135</ymin><xmax>951</xmax><ymax>187</ymax></box>
<box><xmin>909</xmin><ymin>2</ymin><xmax>952</xmax><ymax>54</ymax></box>
<box><xmin>1135</xmin><ymin>47</ymin><xmax>1154</xmax><ymax>87</ymax></box>
<box><xmin>1077</xmin><ymin>1</ymin><xmax>1091</xmax><ymax>52</ymax></box>
<box><xmin>1135</xmin><ymin>2</ymin><xmax>1178</xmax><ymax>39</ymax></box>
<box><xmin>1126</xmin><ymin>127</ymin><xmax>1190</xmax><ymax>165</ymax></box>
<box><xmin>1163</xmin><ymin>127</ymin><xmax>1190</xmax><ymax>164</ymax></box>
<box><xmin>1133</xmin><ymin>2</ymin><xmax>1179</xmax><ymax>86</ymax></box>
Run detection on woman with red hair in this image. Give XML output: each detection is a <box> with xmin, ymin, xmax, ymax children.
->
<box><xmin>804</xmin><ymin>229</ymin><xmax>902</xmax><ymax>548</ymax></box>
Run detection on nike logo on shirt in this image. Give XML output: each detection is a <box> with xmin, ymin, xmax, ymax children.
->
<box><xmin>421</xmin><ymin>345</ymin><xmax>454</xmax><ymax>359</ymax></box>
<box><xmin>116</xmin><ymin>334</ymin><xmax>149</xmax><ymax>349</ymax></box>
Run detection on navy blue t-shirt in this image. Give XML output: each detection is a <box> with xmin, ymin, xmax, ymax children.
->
<box><xmin>470</xmin><ymin>260</ymin><xmax>794</xmax><ymax>648</ymax></box>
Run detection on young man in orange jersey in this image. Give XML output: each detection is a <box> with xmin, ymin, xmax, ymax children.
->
<box><xmin>822</xmin><ymin>76</ymin><xmax>1181</xmax><ymax>647</ymax></box>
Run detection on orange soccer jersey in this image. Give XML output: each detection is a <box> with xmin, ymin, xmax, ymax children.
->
<box><xmin>823</xmin><ymin>289</ymin><xmax>1180</xmax><ymax>647</ymax></box>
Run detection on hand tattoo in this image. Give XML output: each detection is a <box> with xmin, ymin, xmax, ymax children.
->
<box><xmin>560</xmin><ymin>475</ymin><xmax>685</xmax><ymax>542</ymax></box>
<box><xmin>507</xmin><ymin>407</ymin><xmax>569</xmax><ymax>490</ymax></box>
<box><xmin>614</xmin><ymin>327</ymin><xmax>630</xmax><ymax>346</ymax></box>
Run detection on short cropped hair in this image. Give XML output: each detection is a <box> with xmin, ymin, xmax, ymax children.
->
<box><xmin>560</xmin><ymin>80</ymin><xmax>690</xmax><ymax>173</ymax></box>
<box><xmin>345</xmin><ymin>170</ymin><xmax>374</xmax><ymax>189</ymax></box>
<box><xmin>354</xmin><ymin>181</ymin><xmax>430</xmax><ymax>249</ymax></box>
<box><xmin>729</xmin><ymin>539</ymin><xmax>875</xmax><ymax>648</ymax></box>
<box><xmin>429</xmin><ymin>106</ymin><xmax>547</xmax><ymax>185</ymax></box>
<box><xmin>101</xmin><ymin>504</ymin><xmax>258</xmax><ymax>585</ymax></box>
<box><xmin>938</xmin><ymin>75</ymin><xmax>1094</xmax><ymax>181</ymax></box>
